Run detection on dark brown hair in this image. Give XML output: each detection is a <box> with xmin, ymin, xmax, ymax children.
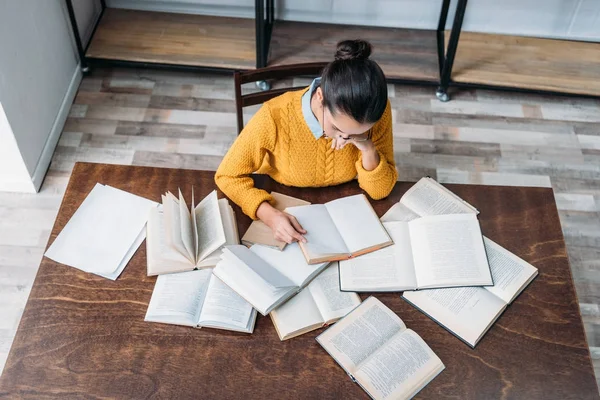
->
<box><xmin>320</xmin><ymin>39</ymin><xmax>387</xmax><ymax>124</ymax></box>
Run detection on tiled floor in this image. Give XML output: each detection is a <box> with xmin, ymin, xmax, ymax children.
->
<box><xmin>1</xmin><ymin>67</ymin><xmax>599</xmax><ymax>386</ymax></box>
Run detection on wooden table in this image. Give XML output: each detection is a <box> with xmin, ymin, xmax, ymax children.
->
<box><xmin>0</xmin><ymin>162</ymin><xmax>598</xmax><ymax>399</ymax></box>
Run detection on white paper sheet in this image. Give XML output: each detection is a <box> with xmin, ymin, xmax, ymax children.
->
<box><xmin>45</xmin><ymin>183</ymin><xmax>158</xmax><ymax>279</ymax></box>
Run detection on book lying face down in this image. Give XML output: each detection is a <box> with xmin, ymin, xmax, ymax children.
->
<box><xmin>146</xmin><ymin>189</ymin><xmax>239</xmax><ymax>276</ymax></box>
<box><xmin>285</xmin><ymin>194</ymin><xmax>393</xmax><ymax>264</ymax></box>
<box><xmin>213</xmin><ymin>243</ymin><xmax>330</xmax><ymax>316</ymax></box>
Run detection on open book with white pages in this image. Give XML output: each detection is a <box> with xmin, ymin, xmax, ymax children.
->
<box><xmin>339</xmin><ymin>177</ymin><xmax>487</xmax><ymax>292</ymax></box>
<box><xmin>213</xmin><ymin>243</ymin><xmax>329</xmax><ymax>316</ymax></box>
<box><xmin>270</xmin><ymin>262</ymin><xmax>361</xmax><ymax>341</ymax></box>
<box><xmin>339</xmin><ymin>214</ymin><xmax>493</xmax><ymax>291</ymax></box>
<box><xmin>317</xmin><ymin>297</ymin><xmax>444</xmax><ymax>400</ymax></box>
<box><xmin>285</xmin><ymin>194</ymin><xmax>393</xmax><ymax>264</ymax></box>
<box><xmin>145</xmin><ymin>268</ymin><xmax>257</xmax><ymax>333</ymax></box>
<box><xmin>146</xmin><ymin>190</ymin><xmax>239</xmax><ymax>276</ymax></box>
<box><xmin>373</xmin><ymin>177</ymin><xmax>538</xmax><ymax>347</ymax></box>
<box><xmin>402</xmin><ymin>237</ymin><xmax>538</xmax><ymax>347</ymax></box>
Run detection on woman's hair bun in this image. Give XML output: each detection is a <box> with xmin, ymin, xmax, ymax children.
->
<box><xmin>334</xmin><ymin>39</ymin><xmax>372</xmax><ymax>61</ymax></box>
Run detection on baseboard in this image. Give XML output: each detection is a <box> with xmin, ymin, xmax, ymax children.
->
<box><xmin>30</xmin><ymin>66</ymin><xmax>82</xmax><ymax>192</ymax></box>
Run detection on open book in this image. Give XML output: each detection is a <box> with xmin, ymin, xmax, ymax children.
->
<box><xmin>146</xmin><ymin>190</ymin><xmax>239</xmax><ymax>275</ymax></box>
<box><xmin>317</xmin><ymin>297</ymin><xmax>444</xmax><ymax>400</ymax></box>
<box><xmin>403</xmin><ymin>237</ymin><xmax>538</xmax><ymax>347</ymax></box>
<box><xmin>270</xmin><ymin>263</ymin><xmax>361</xmax><ymax>341</ymax></box>
<box><xmin>213</xmin><ymin>243</ymin><xmax>329</xmax><ymax>315</ymax></box>
<box><xmin>145</xmin><ymin>268</ymin><xmax>257</xmax><ymax>333</ymax></box>
<box><xmin>242</xmin><ymin>192</ymin><xmax>310</xmax><ymax>250</ymax></box>
<box><xmin>381</xmin><ymin>177</ymin><xmax>479</xmax><ymax>223</ymax></box>
<box><xmin>285</xmin><ymin>194</ymin><xmax>393</xmax><ymax>264</ymax></box>
<box><xmin>339</xmin><ymin>215</ymin><xmax>493</xmax><ymax>291</ymax></box>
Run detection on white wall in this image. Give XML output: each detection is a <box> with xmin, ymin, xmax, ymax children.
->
<box><xmin>0</xmin><ymin>104</ymin><xmax>33</xmax><ymax>192</ymax></box>
<box><xmin>0</xmin><ymin>0</ymin><xmax>86</xmax><ymax>192</ymax></box>
<box><xmin>108</xmin><ymin>0</ymin><xmax>600</xmax><ymax>41</ymax></box>
<box><xmin>72</xmin><ymin>0</ymin><xmax>103</xmax><ymax>46</ymax></box>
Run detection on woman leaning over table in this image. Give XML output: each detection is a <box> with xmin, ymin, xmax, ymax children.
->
<box><xmin>215</xmin><ymin>39</ymin><xmax>398</xmax><ymax>245</ymax></box>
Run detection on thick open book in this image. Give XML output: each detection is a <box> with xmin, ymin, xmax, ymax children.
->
<box><xmin>270</xmin><ymin>263</ymin><xmax>361</xmax><ymax>341</ymax></box>
<box><xmin>403</xmin><ymin>237</ymin><xmax>538</xmax><ymax>347</ymax></box>
<box><xmin>317</xmin><ymin>297</ymin><xmax>444</xmax><ymax>400</ymax></box>
<box><xmin>145</xmin><ymin>268</ymin><xmax>257</xmax><ymax>333</ymax></box>
<box><xmin>339</xmin><ymin>215</ymin><xmax>493</xmax><ymax>291</ymax></box>
<box><xmin>146</xmin><ymin>190</ymin><xmax>239</xmax><ymax>275</ymax></box>
<box><xmin>285</xmin><ymin>194</ymin><xmax>393</xmax><ymax>264</ymax></box>
<box><xmin>213</xmin><ymin>243</ymin><xmax>329</xmax><ymax>316</ymax></box>
<box><xmin>242</xmin><ymin>192</ymin><xmax>310</xmax><ymax>250</ymax></box>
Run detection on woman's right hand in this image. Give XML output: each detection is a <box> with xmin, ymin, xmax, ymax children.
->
<box><xmin>256</xmin><ymin>202</ymin><xmax>307</xmax><ymax>244</ymax></box>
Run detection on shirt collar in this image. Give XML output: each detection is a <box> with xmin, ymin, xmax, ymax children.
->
<box><xmin>301</xmin><ymin>77</ymin><xmax>323</xmax><ymax>139</ymax></box>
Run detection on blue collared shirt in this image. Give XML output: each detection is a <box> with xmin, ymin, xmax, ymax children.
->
<box><xmin>301</xmin><ymin>77</ymin><xmax>323</xmax><ymax>139</ymax></box>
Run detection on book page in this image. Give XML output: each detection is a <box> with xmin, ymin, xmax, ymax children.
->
<box><xmin>316</xmin><ymin>297</ymin><xmax>405</xmax><ymax>375</ymax></box>
<box><xmin>339</xmin><ymin>221</ymin><xmax>417</xmax><ymax>291</ymax></box>
<box><xmin>355</xmin><ymin>329</ymin><xmax>444</xmax><ymax>400</ymax></box>
<box><xmin>380</xmin><ymin>202</ymin><xmax>420</xmax><ymax>223</ymax></box>
<box><xmin>163</xmin><ymin>192</ymin><xmax>193</xmax><ymax>263</ymax></box>
<box><xmin>198</xmin><ymin>275</ymin><xmax>254</xmax><ymax>331</ymax></box>
<box><xmin>213</xmin><ymin>250</ymin><xmax>294</xmax><ymax>315</ymax></box>
<box><xmin>178</xmin><ymin>189</ymin><xmax>196</xmax><ymax>261</ymax></box>
<box><xmin>270</xmin><ymin>285</ymin><xmax>324</xmax><ymax>340</ymax></box>
<box><xmin>195</xmin><ymin>191</ymin><xmax>227</xmax><ymax>263</ymax></box>
<box><xmin>403</xmin><ymin>287</ymin><xmax>507</xmax><ymax>347</ymax></box>
<box><xmin>228</xmin><ymin>245</ymin><xmax>297</xmax><ymax>288</ymax></box>
<box><xmin>44</xmin><ymin>183</ymin><xmax>158</xmax><ymax>277</ymax></box>
<box><xmin>325</xmin><ymin>194</ymin><xmax>391</xmax><ymax>254</ymax></box>
<box><xmin>400</xmin><ymin>177</ymin><xmax>478</xmax><ymax>217</ymax></box>
<box><xmin>196</xmin><ymin>200</ymin><xmax>240</xmax><ymax>268</ymax></box>
<box><xmin>145</xmin><ymin>269</ymin><xmax>212</xmax><ymax>326</ymax></box>
<box><xmin>250</xmin><ymin>243</ymin><xmax>328</xmax><ymax>287</ymax></box>
<box><xmin>410</xmin><ymin>214</ymin><xmax>493</xmax><ymax>288</ymax></box>
<box><xmin>307</xmin><ymin>263</ymin><xmax>361</xmax><ymax>323</ymax></box>
<box><xmin>483</xmin><ymin>238</ymin><xmax>539</xmax><ymax>304</ymax></box>
<box><xmin>146</xmin><ymin>208</ymin><xmax>195</xmax><ymax>275</ymax></box>
<box><xmin>191</xmin><ymin>188</ymin><xmax>199</xmax><ymax>259</ymax></box>
<box><xmin>285</xmin><ymin>204</ymin><xmax>349</xmax><ymax>259</ymax></box>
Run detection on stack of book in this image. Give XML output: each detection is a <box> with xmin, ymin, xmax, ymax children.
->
<box><xmin>341</xmin><ymin>177</ymin><xmax>538</xmax><ymax>348</ymax></box>
<box><xmin>47</xmin><ymin>176</ymin><xmax>538</xmax><ymax>400</ymax></box>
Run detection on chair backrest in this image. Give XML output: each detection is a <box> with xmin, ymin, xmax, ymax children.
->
<box><xmin>234</xmin><ymin>62</ymin><xmax>328</xmax><ymax>134</ymax></box>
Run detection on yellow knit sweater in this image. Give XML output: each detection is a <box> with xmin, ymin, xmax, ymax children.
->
<box><xmin>215</xmin><ymin>88</ymin><xmax>398</xmax><ymax>219</ymax></box>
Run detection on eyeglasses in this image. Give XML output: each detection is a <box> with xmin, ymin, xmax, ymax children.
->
<box><xmin>321</xmin><ymin>105</ymin><xmax>372</xmax><ymax>142</ymax></box>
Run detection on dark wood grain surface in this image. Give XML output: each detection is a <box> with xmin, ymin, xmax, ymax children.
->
<box><xmin>0</xmin><ymin>162</ymin><xmax>597</xmax><ymax>399</ymax></box>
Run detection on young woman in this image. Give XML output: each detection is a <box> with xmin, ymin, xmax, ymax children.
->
<box><xmin>215</xmin><ymin>39</ymin><xmax>397</xmax><ymax>244</ymax></box>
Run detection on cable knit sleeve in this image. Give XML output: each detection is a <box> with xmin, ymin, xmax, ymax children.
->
<box><xmin>215</xmin><ymin>103</ymin><xmax>276</xmax><ymax>220</ymax></box>
<box><xmin>355</xmin><ymin>100</ymin><xmax>398</xmax><ymax>200</ymax></box>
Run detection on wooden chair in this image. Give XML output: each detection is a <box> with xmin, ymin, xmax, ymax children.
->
<box><xmin>234</xmin><ymin>62</ymin><xmax>328</xmax><ymax>135</ymax></box>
